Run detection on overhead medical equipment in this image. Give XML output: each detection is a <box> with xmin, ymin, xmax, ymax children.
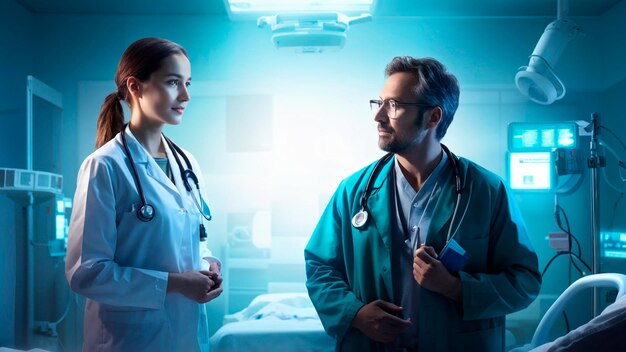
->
<box><xmin>120</xmin><ymin>126</ymin><xmax>212</xmax><ymax>233</ymax></box>
<box><xmin>352</xmin><ymin>144</ymin><xmax>463</xmax><ymax>236</ymax></box>
<box><xmin>224</xmin><ymin>0</ymin><xmax>375</xmax><ymax>19</ymax></box>
<box><xmin>515</xmin><ymin>0</ymin><xmax>579</xmax><ymax>105</ymax></box>
<box><xmin>257</xmin><ymin>12</ymin><xmax>372</xmax><ymax>53</ymax></box>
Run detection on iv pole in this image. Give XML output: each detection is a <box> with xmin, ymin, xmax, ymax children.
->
<box><xmin>587</xmin><ymin>112</ymin><xmax>604</xmax><ymax>317</ymax></box>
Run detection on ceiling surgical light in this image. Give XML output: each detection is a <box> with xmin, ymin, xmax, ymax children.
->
<box><xmin>257</xmin><ymin>12</ymin><xmax>371</xmax><ymax>53</ymax></box>
<box><xmin>515</xmin><ymin>0</ymin><xmax>580</xmax><ymax>105</ymax></box>
<box><xmin>226</xmin><ymin>0</ymin><xmax>374</xmax><ymax>15</ymax></box>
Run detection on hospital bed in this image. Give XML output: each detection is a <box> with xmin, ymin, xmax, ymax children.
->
<box><xmin>209</xmin><ymin>287</ymin><xmax>334</xmax><ymax>352</ymax></box>
<box><xmin>213</xmin><ymin>235</ymin><xmax>334</xmax><ymax>352</ymax></box>
<box><xmin>513</xmin><ymin>273</ymin><xmax>626</xmax><ymax>352</ymax></box>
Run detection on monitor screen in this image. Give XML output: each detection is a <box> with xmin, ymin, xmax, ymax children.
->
<box><xmin>601</xmin><ymin>232</ymin><xmax>626</xmax><ymax>259</ymax></box>
<box><xmin>509</xmin><ymin>123</ymin><xmax>577</xmax><ymax>151</ymax></box>
<box><xmin>508</xmin><ymin>152</ymin><xmax>553</xmax><ymax>190</ymax></box>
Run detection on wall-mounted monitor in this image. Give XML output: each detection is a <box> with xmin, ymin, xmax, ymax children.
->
<box><xmin>601</xmin><ymin>232</ymin><xmax>626</xmax><ymax>259</ymax></box>
<box><xmin>508</xmin><ymin>152</ymin><xmax>553</xmax><ymax>191</ymax></box>
<box><xmin>509</xmin><ymin>122</ymin><xmax>577</xmax><ymax>152</ymax></box>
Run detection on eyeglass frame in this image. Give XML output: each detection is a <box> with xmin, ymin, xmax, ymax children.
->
<box><xmin>369</xmin><ymin>98</ymin><xmax>436</xmax><ymax>119</ymax></box>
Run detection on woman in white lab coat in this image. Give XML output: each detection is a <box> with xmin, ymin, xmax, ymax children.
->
<box><xmin>65</xmin><ymin>37</ymin><xmax>222</xmax><ymax>352</ymax></box>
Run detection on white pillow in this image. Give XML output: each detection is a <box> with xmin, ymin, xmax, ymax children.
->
<box><xmin>249</xmin><ymin>292</ymin><xmax>312</xmax><ymax>307</ymax></box>
<box><xmin>224</xmin><ymin>292</ymin><xmax>313</xmax><ymax>323</ymax></box>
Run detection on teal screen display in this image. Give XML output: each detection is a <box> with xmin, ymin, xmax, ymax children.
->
<box><xmin>509</xmin><ymin>123</ymin><xmax>577</xmax><ymax>151</ymax></box>
<box><xmin>508</xmin><ymin>152</ymin><xmax>553</xmax><ymax>190</ymax></box>
<box><xmin>601</xmin><ymin>232</ymin><xmax>626</xmax><ymax>259</ymax></box>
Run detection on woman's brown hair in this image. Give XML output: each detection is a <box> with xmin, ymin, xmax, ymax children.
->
<box><xmin>94</xmin><ymin>37</ymin><xmax>188</xmax><ymax>148</ymax></box>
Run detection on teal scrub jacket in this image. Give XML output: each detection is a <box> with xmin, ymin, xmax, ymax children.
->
<box><xmin>305</xmin><ymin>156</ymin><xmax>541</xmax><ymax>352</ymax></box>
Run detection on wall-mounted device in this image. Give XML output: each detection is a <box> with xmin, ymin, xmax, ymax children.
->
<box><xmin>507</xmin><ymin>122</ymin><xmax>581</xmax><ymax>192</ymax></box>
<box><xmin>0</xmin><ymin>167</ymin><xmax>63</xmax><ymax>194</ymax></box>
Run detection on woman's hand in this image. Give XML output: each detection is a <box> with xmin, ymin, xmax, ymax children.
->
<box><xmin>208</xmin><ymin>261</ymin><xmax>223</xmax><ymax>290</ymax></box>
<box><xmin>168</xmin><ymin>270</ymin><xmax>223</xmax><ymax>303</ymax></box>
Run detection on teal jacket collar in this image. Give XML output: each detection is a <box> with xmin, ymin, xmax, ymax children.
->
<box><xmin>364</xmin><ymin>153</ymin><xmax>471</xmax><ymax>253</ymax></box>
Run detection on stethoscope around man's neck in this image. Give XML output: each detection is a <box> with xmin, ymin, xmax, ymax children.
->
<box><xmin>351</xmin><ymin>143</ymin><xmax>466</xmax><ymax>243</ymax></box>
<box><xmin>120</xmin><ymin>125</ymin><xmax>212</xmax><ymax>238</ymax></box>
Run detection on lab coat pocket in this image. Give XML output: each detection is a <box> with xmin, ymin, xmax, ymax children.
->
<box><xmin>117</xmin><ymin>207</ymin><xmax>157</xmax><ymax>240</ymax></box>
<box><xmin>101</xmin><ymin>307</ymin><xmax>172</xmax><ymax>351</ymax></box>
<box><xmin>459</xmin><ymin>237</ymin><xmax>489</xmax><ymax>272</ymax></box>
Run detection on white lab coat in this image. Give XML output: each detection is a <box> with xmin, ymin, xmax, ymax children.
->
<box><xmin>66</xmin><ymin>126</ymin><xmax>217</xmax><ymax>352</ymax></box>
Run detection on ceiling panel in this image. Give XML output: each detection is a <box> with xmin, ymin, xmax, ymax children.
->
<box><xmin>374</xmin><ymin>0</ymin><xmax>623</xmax><ymax>17</ymax></box>
<box><xmin>15</xmin><ymin>0</ymin><xmax>228</xmax><ymax>15</ymax></box>
<box><xmin>14</xmin><ymin>0</ymin><xmax>622</xmax><ymax>17</ymax></box>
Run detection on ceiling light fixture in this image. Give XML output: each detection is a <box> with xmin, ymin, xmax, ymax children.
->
<box><xmin>515</xmin><ymin>0</ymin><xmax>580</xmax><ymax>105</ymax></box>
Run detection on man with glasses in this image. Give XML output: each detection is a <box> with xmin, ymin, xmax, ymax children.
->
<box><xmin>305</xmin><ymin>56</ymin><xmax>541</xmax><ymax>351</ymax></box>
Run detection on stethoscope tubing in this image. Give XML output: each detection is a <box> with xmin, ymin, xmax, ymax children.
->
<box><xmin>352</xmin><ymin>144</ymin><xmax>464</xmax><ymax>244</ymax></box>
<box><xmin>121</xmin><ymin>127</ymin><xmax>155</xmax><ymax>222</ymax></box>
<box><xmin>120</xmin><ymin>125</ymin><xmax>212</xmax><ymax>222</ymax></box>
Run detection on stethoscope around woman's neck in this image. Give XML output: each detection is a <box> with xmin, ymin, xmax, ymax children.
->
<box><xmin>352</xmin><ymin>144</ymin><xmax>466</xmax><ymax>243</ymax></box>
<box><xmin>120</xmin><ymin>125</ymin><xmax>212</xmax><ymax>240</ymax></box>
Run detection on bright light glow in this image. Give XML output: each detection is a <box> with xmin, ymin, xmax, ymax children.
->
<box><xmin>56</xmin><ymin>200</ymin><xmax>64</xmax><ymax>213</ymax></box>
<box><xmin>252</xmin><ymin>210</ymin><xmax>271</xmax><ymax>249</ymax></box>
<box><xmin>56</xmin><ymin>215</ymin><xmax>65</xmax><ymax>240</ymax></box>
<box><xmin>509</xmin><ymin>152</ymin><xmax>552</xmax><ymax>190</ymax></box>
<box><xmin>227</xmin><ymin>0</ymin><xmax>374</xmax><ymax>13</ymax></box>
<box><xmin>557</xmin><ymin>128</ymin><xmax>575</xmax><ymax>147</ymax></box>
<box><xmin>64</xmin><ymin>197</ymin><xmax>72</xmax><ymax>209</ymax></box>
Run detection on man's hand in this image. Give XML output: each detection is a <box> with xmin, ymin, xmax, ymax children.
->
<box><xmin>413</xmin><ymin>245</ymin><xmax>462</xmax><ymax>302</ymax></box>
<box><xmin>351</xmin><ymin>300</ymin><xmax>411</xmax><ymax>343</ymax></box>
<box><xmin>168</xmin><ymin>270</ymin><xmax>223</xmax><ymax>303</ymax></box>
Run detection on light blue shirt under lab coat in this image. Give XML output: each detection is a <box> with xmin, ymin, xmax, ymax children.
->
<box><xmin>392</xmin><ymin>151</ymin><xmax>448</xmax><ymax>348</ymax></box>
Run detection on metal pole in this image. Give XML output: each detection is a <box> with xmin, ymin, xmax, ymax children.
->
<box><xmin>588</xmin><ymin>112</ymin><xmax>603</xmax><ymax>317</ymax></box>
<box><xmin>557</xmin><ymin>0</ymin><xmax>569</xmax><ymax>21</ymax></box>
<box><xmin>26</xmin><ymin>76</ymin><xmax>35</xmax><ymax>345</ymax></box>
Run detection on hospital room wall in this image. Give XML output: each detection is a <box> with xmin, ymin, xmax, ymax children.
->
<box><xmin>0</xmin><ymin>0</ymin><xmax>35</xmax><ymax>347</ymax></box>
<box><xmin>0</xmin><ymin>2</ymin><xmax>624</xmax><ymax>347</ymax></box>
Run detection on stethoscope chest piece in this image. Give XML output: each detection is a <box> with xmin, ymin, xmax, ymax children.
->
<box><xmin>351</xmin><ymin>209</ymin><xmax>368</xmax><ymax>229</ymax></box>
<box><xmin>137</xmin><ymin>204</ymin><xmax>155</xmax><ymax>222</ymax></box>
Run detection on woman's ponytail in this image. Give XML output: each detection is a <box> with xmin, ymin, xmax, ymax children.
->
<box><xmin>95</xmin><ymin>92</ymin><xmax>124</xmax><ymax>149</ymax></box>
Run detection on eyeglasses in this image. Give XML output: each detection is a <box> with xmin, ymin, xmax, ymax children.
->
<box><xmin>369</xmin><ymin>99</ymin><xmax>435</xmax><ymax>119</ymax></box>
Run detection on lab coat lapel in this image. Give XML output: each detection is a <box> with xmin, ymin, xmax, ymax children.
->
<box><xmin>367</xmin><ymin>160</ymin><xmax>395</xmax><ymax>254</ymax></box>
<box><xmin>122</xmin><ymin>127</ymin><xmax>181</xmax><ymax>201</ymax></box>
<box><xmin>426</xmin><ymin>160</ymin><xmax>469</xmax><ymax>252</ymax></box>
<box><xmin>365</xmin><ymin>159</ymin><xmax>396</xmax><ymax>298</ymax></box>
<box><xmin>426</xmin><ymin>176</ymin><xmax>455</xmax><ymax>251</ymax></box>
<box><xmin>162</xmin><ymin>135</ymin><xmax>189</xmax><ymax>206</ymax></box>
